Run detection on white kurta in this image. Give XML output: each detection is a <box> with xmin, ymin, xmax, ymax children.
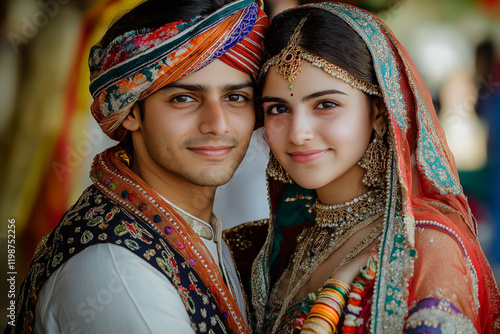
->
<box><xmin>34</xmin><ymin>199</ymin><xmax>246</xmax><ymax>334</ymax></box>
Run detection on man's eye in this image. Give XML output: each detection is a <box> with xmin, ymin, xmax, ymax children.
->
<box><xmin>171</xmin><ymin>95</ymin><xmax>195</xmax><ymax>103</ymax></box>
<box><xmin>226</xmin><ymin>94</ymin><xmax>248</xmax><ymax>102</ymax></box>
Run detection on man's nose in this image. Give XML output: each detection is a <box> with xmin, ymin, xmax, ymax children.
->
<box><xmin>199</xmin><ymin>99</ymin><xmax>230</xmax><ymax>136</ymax></box>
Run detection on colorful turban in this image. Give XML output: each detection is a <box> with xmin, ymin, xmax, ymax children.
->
<box><xmin>89</xmin><ymin>0</ymin><xmax>269</xmax><ymax>142</ymax></box>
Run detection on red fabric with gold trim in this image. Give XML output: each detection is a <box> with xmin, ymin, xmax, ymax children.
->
<box><xmin>90</xmin><ymin>146</ymin><xmax>250</xmax><ymax>333</ymax></box>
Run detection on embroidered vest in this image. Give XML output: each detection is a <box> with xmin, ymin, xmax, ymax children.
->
<box><xmin>7</xmin><ymin>186</ymin><xmax>233</xmax><ymax>334</ymax></box>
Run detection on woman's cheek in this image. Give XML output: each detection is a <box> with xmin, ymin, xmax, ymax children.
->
<box><xmin>265</xmin><ymin>119</ymin><xmax>285</xmax><ymax>145</ymax></box>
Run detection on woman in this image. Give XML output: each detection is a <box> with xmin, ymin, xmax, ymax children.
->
<box><xmin>249</xmin><ymin>3</ymin><xmax>500</xmax><ymax>333</ymax></box>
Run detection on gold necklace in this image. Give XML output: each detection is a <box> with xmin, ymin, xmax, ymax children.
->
<box><xmin>295</xmin><ymin>189</ymin><xmax>385</xmax><ymax>273</ymax></box>
<box><xmin>310</xmin><ymin>188</ymin><xmax>385</xmax><ymax>228</ymax></box>
<box><xmin>270</xmin><ymin>190</ymin><xmax>387</xmax><ymax>334</ymax></box>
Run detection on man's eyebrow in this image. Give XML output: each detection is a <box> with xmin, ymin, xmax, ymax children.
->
<box><xmin>159</xmin><ymin>83</ymin><xmax>207</xmax><ymax>93</ymax></box>
<box><xmin>221</xmin><ymin>82</ymin><xmax>254</xmax><ymax>92</ymax></box>
<box><xmin>158</xmin><ymin>82</ymin><xmax>254</xmax><ymax>93</ymax></box>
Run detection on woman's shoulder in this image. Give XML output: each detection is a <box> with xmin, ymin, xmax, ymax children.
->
<box><xmin>223</xmin><ymin>219</ymin><xmax>270</xmax><ymax>252</ymax></box>
<box><xmin>223</xmin><ymin>219</ymin><xmax>270</xmax><ymax>286</ymax></box>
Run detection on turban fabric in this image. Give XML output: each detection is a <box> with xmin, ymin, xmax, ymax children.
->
<box><xmin>89</xmin><ymin>0</ymin><xmax>269</xmax><ymax>142</ymax></box>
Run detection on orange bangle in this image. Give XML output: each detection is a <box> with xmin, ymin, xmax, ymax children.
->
<box><xmin>309</xmin><ymin>304</ymin><xmax>340</xmax><ymax>324</ymax></box>
<box><xmin>309</xmin><ymin>308</ymin><xmax>336</xmax><ymax>322</ymax></box>
<box><xmin>318</xmin><ymin>299</ymin><xmax>342</xmax><ymax>314</ymax></box>
<box><xmin>317</xmin><ymin>303</ymin><xmax>341</xmax><ymax>323</ymax></box>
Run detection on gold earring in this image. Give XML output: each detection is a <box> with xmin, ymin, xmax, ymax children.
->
<box><xmin>358</xmin><ymin>122</ymin><xmax>388</xmax><ymax>188</ymax></box>
<box><xmin>267</xmin><ymin>151</ymin><xmax>293</xmax><ymax>184</ymax></box>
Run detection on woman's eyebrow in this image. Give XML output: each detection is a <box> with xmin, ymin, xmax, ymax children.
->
<box><xmin>303</xmin><ymin>89</ymin><xmax>347</xmax><ymax>102</ymax></box>
<box><xmin>262</xmin><ymin>90</ymin><xmax>347</xmax><ymax>104</ymax></box>
<box><xmin>262</xmin><ymin>96</ymin><xmax>288</xmax><ymax>103</ymax></box>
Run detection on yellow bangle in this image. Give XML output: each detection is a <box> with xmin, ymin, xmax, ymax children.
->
<box><xmin>301</xmin><ymin>322</ymin><xmax>329</xmax><ymax>334</ymax></box>
<box><xmin>325</xmin><ymin>278</ymin><xmax>350</xmax><ymax>292</ymax></box>
<box><xmin>308</xmin><ymin>315</ymin><xmax>336</xmax><ymax>332</ymax></box>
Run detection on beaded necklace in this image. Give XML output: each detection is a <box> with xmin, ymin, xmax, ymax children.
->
<box><xmin>295</xmin><ymin>189</ymin><xmax>385</xmax><ymax>272</ymax></box>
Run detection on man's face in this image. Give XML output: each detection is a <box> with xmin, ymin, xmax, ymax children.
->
<box><xmin>126</xmin><ymin>59</ymin><xmax>255</xmax><ymax>188</ymax></box>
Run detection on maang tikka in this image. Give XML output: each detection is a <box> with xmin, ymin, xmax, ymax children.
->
<box><xmin>260</xmin><ymin>17</ymin><xmax>382</xmax><ymax>96</ymax></box>
<box><xmin>267</xmin><ymin>151</ymin><xmax>293</xmax><ymax>184</ymax></box>
<box><xmin>358</xmin><ymin>122</ymin><xmax>388</xmax><ymax>188</ymax></box>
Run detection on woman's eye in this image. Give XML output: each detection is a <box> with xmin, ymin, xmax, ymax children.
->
<box><xmin>316</xmin><ymin>100</ymin><xmax>338</xmax><ymax>109</ymax></box>
<box><xmin>171</xmin><ymin>95</ymin><xmax>195</xmax><ymax>103</ymax></box>
<box><xmin>265</xmin><ymin>105</ymin><xmax>289</xmax><ymax>115</ymax></box>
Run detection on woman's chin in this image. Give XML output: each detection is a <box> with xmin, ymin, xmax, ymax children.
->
<box><xmin>289</xmin><ymin>176</ymin><xmax>329</xmax><ymax>190</ymax></box>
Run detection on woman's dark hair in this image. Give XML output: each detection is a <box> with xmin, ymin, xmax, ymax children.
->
<box><xmin>256</xmin><ymin>7</ymin><xmax>378</xmax><ymax>126</ymax></box>
<box><xmin>98</xmin><ymin>0</ymin><xmax>234</xmax><ymax>48</ymax></box>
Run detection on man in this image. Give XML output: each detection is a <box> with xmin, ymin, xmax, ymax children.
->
<box><xmin>6</xmin><ymin>0</ymin><xmax>268</xmax><ymax>333</ymax></box>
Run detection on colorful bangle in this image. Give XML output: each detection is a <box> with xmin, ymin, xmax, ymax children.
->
<box><xmin>319</xmin><ymin>289</ymin><xmax>347</xmax><ymax>308</ymax></box>
<box><xmin>301</xmin><ymin>321</ymin><xmax>330</xmax><ymax>334</ymax></box>
<box><xmin>325</xmin><ymin>278</ymin><xmax>350</xmax><ymax>292</ymax></box>
<box><xmin>301</xmin><ymin>278</ymin><xmax>353</xmax><ymax>334</ymax></box>
<box><xmin>319</xmin><ymin>293</ymin><xmax>344</xmax><ymax>309</ymax></box>
<box><xmin>309</xmin><ymin>304</ymin><xmax>340</xmax><ymax>324</ymax></box>
<box><xmin>317</xmin><ymin>295</ymin><xmax>344</xmax><ymax>314</ymax></box>
<box><xmin>309</xmin><ymin>316</ymin><xmax>335</xmax><ymax>332</ymax></box>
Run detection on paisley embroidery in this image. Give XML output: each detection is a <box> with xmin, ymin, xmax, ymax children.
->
<box><xmin>87</xmin><ymin>216</ymin><xmax>104</xmax><ymax>227</ymax></box>
<box><xmin>80</xmin><ymin>230</ymin><xmax>94</xmax><ymax>244</ymax></box>
<box><xmin>124</xmin><ymin>239</ymin><xmax>140</xmax><ymax>250</ymax></box>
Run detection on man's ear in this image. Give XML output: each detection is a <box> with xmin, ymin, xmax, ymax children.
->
<box><xmin>371</xmin><ymin>97</ymin><xmax>388</xmax><ymax>129</ymax></box>
<box><xmin>123</xmin><ymin>104</ymin><xmax>141</xmax><ymax>132</ymax></box>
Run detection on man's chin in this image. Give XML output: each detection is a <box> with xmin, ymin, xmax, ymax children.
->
<box><xmin>188</xmin><ymin>168</ymin><xmax>236</xmax><ymax>187</ymax></box>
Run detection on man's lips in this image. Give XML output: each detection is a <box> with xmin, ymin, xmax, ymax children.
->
<box><xmin>188</xmin><ymin>146</ymin><xmax>233</xmax><ymax>158</ymax></box>
<box><xmin>288</xmin><ymin>150</ymin><xmax>328</xmax><ymax>163</ymax></box>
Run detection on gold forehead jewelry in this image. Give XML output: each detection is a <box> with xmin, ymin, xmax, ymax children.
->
<box><xmin>261</xmin><ymin>17</ymin><xmax>382</xmax><ymax>97</ymax></box>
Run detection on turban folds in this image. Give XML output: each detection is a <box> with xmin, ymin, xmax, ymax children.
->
<box><xmin>89</xmin><ymin>0</ymin><xmax>269</xmax><ymax>142</ymax></box>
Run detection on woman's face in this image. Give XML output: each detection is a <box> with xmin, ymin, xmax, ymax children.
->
<box><xmin>263</xmin><ymin>61</ymin><xmax>379</xmax><ymax>201</ymax></box>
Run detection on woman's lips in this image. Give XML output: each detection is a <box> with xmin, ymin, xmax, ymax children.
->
<box><xmin>288</xmin><ymin>150</ymin><xmax>328</xmax><ymax>163</ymax></box>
